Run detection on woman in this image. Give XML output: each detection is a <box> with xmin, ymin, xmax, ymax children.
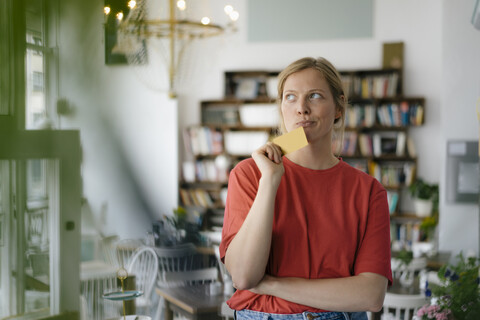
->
<box><xmin>219</xmin><ymin>57</ymin><xmax>392</xmax><ymax>320</ymax></box>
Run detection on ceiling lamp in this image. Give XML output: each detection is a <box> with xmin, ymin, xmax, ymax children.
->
<box><xmin>104</xmin><ymin>0</ymin><xmax>239</xmax><ymax>97</ymax></box>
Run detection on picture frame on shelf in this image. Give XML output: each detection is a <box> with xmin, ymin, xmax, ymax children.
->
<box><xmin>235</xmin><ymin>78</ymin><xmax>260</xmax><ymax>100</ymax></box>
<box><xmin>373</xmin><ymin>132</ymin><xmax>406</xmax><ymax>157</ymax></box>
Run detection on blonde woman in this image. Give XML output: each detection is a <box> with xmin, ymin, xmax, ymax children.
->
<box><xmin>219</xmin><ymin>57</ymin><xmax>392</xmax><ymax>320</ymax></box>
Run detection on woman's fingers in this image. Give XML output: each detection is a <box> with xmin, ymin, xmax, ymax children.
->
<box><xmin>251</xmin><ymin>142</ymin><xmax>285</xmax><ymax>180</ymax></box>
<box><xmin>262</xmin><ymin>142</ymin><xmax>283</xmax><ymax>164</ymax></box>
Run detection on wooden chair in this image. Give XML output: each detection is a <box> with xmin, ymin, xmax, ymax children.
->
<box><xmin>382</xmin><ymin>293</ymin><xmax>426</xmax><ymax>320</ymax></box>
<box><xmin>116</xmin><ymin>238</ymin><xmax>143</xmax><ymax>268</ymax></box>
<box><xmin>127</xmin><ymin>246</ymin><xmax>159</xmax><ymax>317</ymax></box>
<box><xmin>154</xmin><ymin>243</ymin><xmax>206</xmax><ymax>287</ymax></box>
<box><xmin>154</xmin><ymin>243</ymin><xmax>220</xmax><ymax>320</ymax></box>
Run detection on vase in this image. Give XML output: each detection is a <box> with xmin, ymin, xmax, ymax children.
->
<box><xmin>414</xmin><ymin>198</ymin><xmax>433</xmax><ymax>217</ymax></box>
<box><xmin>399</xmin><ymin>270</ymin><xmax>415</xmax><ymax>288</ymax></box>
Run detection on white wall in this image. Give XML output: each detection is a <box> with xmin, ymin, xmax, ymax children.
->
<box><xmin>57</xmin><ymin>0</ymin><xmax>178</xmax><ymax>240</ymax></box>
<box><xmin>179</xmin><ymin>0</ymin><xmax>479</xmax><ymax>258</ymax></box>
<box><xmin>55</xmin><ymin>0</ymin><xmax>480</xmax><ymax>256</ymax></box>
<box><xmin>439</xmin><ymin>0</ymin><xmax>480</xmax><ymax>257</ymax></box>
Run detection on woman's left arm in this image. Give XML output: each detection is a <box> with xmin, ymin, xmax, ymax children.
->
<box><xmin>249</xmin><ymin>273</ymin><xmax>388</xmax><ymax>313</ymax></box>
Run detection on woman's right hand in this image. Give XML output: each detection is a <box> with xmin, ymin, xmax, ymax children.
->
<box><xmin>251</xmin><ymin>142</ymin><xmax>285</xmax><ymax>184</ymax></box>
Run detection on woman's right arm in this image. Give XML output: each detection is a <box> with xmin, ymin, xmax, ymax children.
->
<box><xmin>224</xmin><ymin>142</ymin><xmax>284</xmax><ymax>290</ymax></box>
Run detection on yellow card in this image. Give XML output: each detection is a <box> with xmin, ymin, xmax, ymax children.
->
<box><xmin>272</xmin><ymin>127</ymin><xmax>308</xmax><ymax>154</ymax></box>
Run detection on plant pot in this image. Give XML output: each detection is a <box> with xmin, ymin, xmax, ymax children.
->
<box><xmin>414</xmin><ymin>198</ymin><xmax>433</xmax><ymax>217</ymax></box>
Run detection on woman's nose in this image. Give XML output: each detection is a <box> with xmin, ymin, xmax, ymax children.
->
<box><xmin>297</xmin><ymin>99</ymin><xmax>310</xmax><ymax>115</ymax></box>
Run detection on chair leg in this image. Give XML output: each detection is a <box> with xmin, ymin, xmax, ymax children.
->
<box><xmin>153</xmin><ymin>296</ymin><xmax>165</xmax><ymax>320</ymax></box>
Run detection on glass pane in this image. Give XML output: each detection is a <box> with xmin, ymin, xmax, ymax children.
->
<box><xmin>0</xmin><ymin>161</ymin><xmax>8</xmax><ymax>317</ymax></box>
<box><xmin>24</xmin><ymin>159</ymin><xmax>51</xmax><ymax>315</ymax></box>
<box><xmin>25</xmin><ymin>0</ymin><xmax>46</xmax><ymax>130</ymax></box>
<box><xmin>0</xmin><ymin>159</ymin><xmax>55</xmax><ymax>319</ymax></box>
<box><xmin>25</xmin><ymin>47</ymin><xmax>46</xmax><ymax>129</ymax></box>
<box><xmin>26</xmin><ymin>0</ymin><xmax>44</xmax><ymax>45</ymax></box>
<box><xmin>0</xmin><ymin>1</ymin><xmax>12</xmax><ymax>116</ymax></box>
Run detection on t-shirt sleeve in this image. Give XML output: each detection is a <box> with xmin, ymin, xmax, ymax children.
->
<box><xmin>219</xmin><ymin>160</ymin><xmax>261</xmax><ymax>263</ymax></box>
<box><xmin>354</xmin><ymin>180</ymin><xmax>393</xmax><ymax>285</ymax></box>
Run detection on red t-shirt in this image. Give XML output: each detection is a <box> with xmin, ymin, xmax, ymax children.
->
<box><xmin>219</xmin><ymin>157</ymin><xmax>392</xmax><ymax>314</ymax></box>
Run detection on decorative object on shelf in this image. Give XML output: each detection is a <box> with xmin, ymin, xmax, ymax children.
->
<box><xmin>417</xmin><ymin>252</ymin><xmax>480</xmax><ymax>320</ymax></box>
<box><xmin>382</xmin><ymin>42</ymin><xmax>404</xmax><ymax>69</ymax></box>
<box><xmin>103</xmin><ymin>0</ymin><xmax>239</xmax><ymax>96</ymax></box>
<box><xmin>394</xmin><ymin>249</ymin><xmax>415</xmax><ymax>288</ymax></box>
<box><xmin>409</xmin><ymin>178</ymin><xmax>439</xmax><ymax>217</ymax></box>
<box><xmin>419</xmin><ymin>213</ymin><xmax>438</xmax><ymax>243</ymax></box>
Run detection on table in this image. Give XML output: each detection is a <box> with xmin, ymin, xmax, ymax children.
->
<box><xmin>155</xmin><ymin>284</ymin><xmax>226</xmax><ymax>320</ymax></box>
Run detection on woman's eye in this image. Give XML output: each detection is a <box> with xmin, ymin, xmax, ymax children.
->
<box><xmin>285</xmin><ymin>94</ymin><xmax>295</xmax><ymax>101</ymax></box>
<box><xmin>310</xmin><ymin>93</ymin><xmax>322</xmax><ymax>99</ymax></box>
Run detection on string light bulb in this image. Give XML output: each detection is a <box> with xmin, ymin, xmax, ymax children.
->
<box><xmin>104</xmin><ymin>6</ymin><xmax>111</xmax><ymax>15</ymax></box>
<box><xmin>201</xmin><ymin>17</ymin><xmax>211</xmax><ymax>25</ymax></box>
<box><xmin>224</xmin><ymin>5</ymin><xmax>233</xmax><ymax>15</ymax></box>
<box><xmin>127</xmin><ymin>0</ymin><xmax>136</xmax><ymax>9</ymax></box>
<box><xmin>116</xmin><ymin>11</ymin><xmax>124</xmax><ymax>21</ymax></box>
<box><xmin>177</xmin><ymin>0</ymin><xmax>186</xmax><ymax>11</ymax></box>
<box><xmin>229</xmin><ymin>10</ymin><xmax>239</xmax><ymax>21</ymax></box>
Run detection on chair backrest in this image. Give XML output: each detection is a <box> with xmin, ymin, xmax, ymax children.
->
<box><xmin>155</xmin><ymin>243</ymin><xmax>218</xmax><ymax>288</ymax></box>
<box><xmin>391</xmin><ymin>257</ymin><xmax>427</xmax><ymax>279</ymax></box>
<box><xmin>98</xmin><ymin>235</ymin><xmax>119</xmax><ymax>266</ymax></box>
<box><xmin>154</xmin><ymin>242</ymin><xmax>199</xmax><ymax>272</ymax></box>
<box><xmin>213</xmin><ymin>245</ymin><xmax>230</xmax><ymax>282</ymax></box>
<box><xmin>116</xmin><ymin>238</ymin><xmax>143</xmax><ymax>268</ymax></box>
<box><xmin>382</xmin><ymin>293</ymin><xmax>426</xmax><ymax>320</ymax></box>
<box><xmin>127</xmin><ymin>246</ymin><xmax>159</xmax><ymax>301</ymax></box>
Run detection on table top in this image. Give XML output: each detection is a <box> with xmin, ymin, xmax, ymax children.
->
<box><xmin>80</xmin><ymin>260</ymin><xmax>118</xmax><ymax>280</ymax></box>
<box><xmin>156</xmin><ymin>284</ymin><xmax>227</xmax><ymax>315</ymax></box>
<box><xmin>389</xmin><ymin>274</ymin><xmax>422</xmax><ymax>295</ymax></box>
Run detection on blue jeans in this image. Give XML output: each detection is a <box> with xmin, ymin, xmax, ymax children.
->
<box><xmin>235</xmin><ymin>309</ymin><xmax>368</xmax><ymax>320</ymax></box>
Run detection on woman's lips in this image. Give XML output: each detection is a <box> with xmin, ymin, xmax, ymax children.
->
<box><xmin>296</xmin><ymin>120</ymin><xmax>315</xmax><ymax>127</ymax></box>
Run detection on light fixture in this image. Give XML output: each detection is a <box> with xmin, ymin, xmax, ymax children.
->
<box><xmin>103</xmin><ymin>0</ymin><xmax>239</xmax><ymax>97</ymax></box>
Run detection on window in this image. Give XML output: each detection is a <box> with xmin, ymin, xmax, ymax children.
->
<box><xmin>0</xmin><ymin>1</ymin><xmax>82</xmax><ymax>319</ymax></box>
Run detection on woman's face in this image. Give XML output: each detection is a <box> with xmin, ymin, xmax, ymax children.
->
<box><xmin>281</xmin><ymin>68</ymin><xmax>340</xmax><ymax>144</ymax></box>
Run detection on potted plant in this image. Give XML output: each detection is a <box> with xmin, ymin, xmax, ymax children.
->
<box><xmin>409</xmin><ymin>178</ymin><xmax>439</xmax><ymax>217</ymax></box>
<box><xmin>417</xmin><ymin>252</ymin><xmax>480</xmax><ymax>320</ymax></box>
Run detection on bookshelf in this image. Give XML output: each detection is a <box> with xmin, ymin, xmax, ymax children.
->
<box><xmin>181</xmin><ymin>69</ymin><xmax>426</xmax><ymax>238</ymax></box>
<box><xmin>182</xmin><ymin>74</ymin><xmax>280</xmax><ymax>228</ymax></box>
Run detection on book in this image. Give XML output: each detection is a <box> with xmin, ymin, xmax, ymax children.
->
<box><xmin>406</xmin><ymin>136</ymin><xmax>417</xmax><ymax>157</ymax></box>
<box><xmin>396</xmin><ymin>132</ymin><xmax>407</xmax><ymax>156</ymax></box>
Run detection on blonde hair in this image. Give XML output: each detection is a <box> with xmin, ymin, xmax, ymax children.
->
<box><xmin>276</xmin><ymin>57</ymin><xmax>347</xmax><ymax>156</ymax></box>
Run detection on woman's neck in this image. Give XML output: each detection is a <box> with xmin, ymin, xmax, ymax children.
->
<box><xmin>285</xmin><ymin>143</ymin><xmax>339</xmax><ymax>170</ymax></box>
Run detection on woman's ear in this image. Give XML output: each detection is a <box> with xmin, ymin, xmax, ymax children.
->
<box><xmin>334</xmin><ymin>95</ymin><xmax>345</xmax><ymax>123</ymax></box>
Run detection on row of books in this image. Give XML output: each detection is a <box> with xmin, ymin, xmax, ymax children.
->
<box><xmin>345</xmin><ymin>104</ymin><xmax>376</xmax><ymax>128</ymax></box>
<box><xmin>342</xmin><ymin>73</ymin><xmax>400</xmax><ymax>99</ymax></box>
<box><xmin>183</xmin><ymin>126</ymin><xmax>223</xmax><ymax>156</ymax></box>
<box><xmin>194</xmin><ymin>160</ymin><xmax>229</xmax><ymax>182</ymax></box>
<box><xmin>358</xmin><ymin>132</ymin><xmax>407</xmax><ymax>157</ymax></box>
<box><xmin>337</xmin><ymin>131</ymin><xmax>358</xmax><ymax>156</ymax></box>
<box><xmin>391</xmin><ymin>221</ymin><xmax>429</xmax><ymax>247</ymax></box>
<box><xmin>342</xmin><ymin>132</ymin><xmax>416</xmax><ymax>158</ymax></box>
<box><xmin>179</xmin><ymin>188</ymin><xmax>221</xmax><ymax>208</ymax></box>
<box><xmin>376</xmin><ymin>102</ymin><xmax>424</xmax><ymax>127</ymax></box>
<box><xmin>369</xmin><ymin>161</ymin><xmax>416</xmax><ymax>187</ymax></box>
